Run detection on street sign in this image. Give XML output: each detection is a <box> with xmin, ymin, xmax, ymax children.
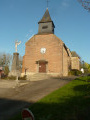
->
<box><xmin>22</xmin><ymin>108</ymin><xmax>35</xmax><ymax>120</ymax></box>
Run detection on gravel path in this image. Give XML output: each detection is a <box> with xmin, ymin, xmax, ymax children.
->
<box><xmin>0</xmin><ymin>77</ymin><xmax>74</xmax><ymax>120</ymax></box>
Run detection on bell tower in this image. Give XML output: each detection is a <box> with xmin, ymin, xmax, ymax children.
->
<box><xmin>38</xmin><ymin>8</ymin><xmax>55</xmax><ymax>34</ymax></box>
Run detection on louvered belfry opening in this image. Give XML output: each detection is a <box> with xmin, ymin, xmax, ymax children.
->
<box><xmin>38</xmin><ymin>8</ymin><xmax>55</xmax><ymax>34</ymax></box>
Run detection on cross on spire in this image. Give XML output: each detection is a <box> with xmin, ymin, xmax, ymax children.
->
<box><xmin>47</xmin><ymin>0</ymin><xmax>49</xmax><ymax>8</ymax></box>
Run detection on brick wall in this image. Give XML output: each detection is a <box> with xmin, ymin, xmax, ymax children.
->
<box><xmin>71</xmin><ymin>57</ymin><xmax>80</xmax><ymax>70</ymax></box>
<box><xmin>22</xmin><ymin>34</ymin><xmax>69</xmax><ymax>76</ymax></box>
<box><xmin>63</xmin><ymin>46</ymin><xmax>69</xmax><ymax>76</ymax></box>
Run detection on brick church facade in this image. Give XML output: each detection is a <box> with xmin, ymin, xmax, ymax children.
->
<box><xmin>22</xmin><ymin>9</ymin><xmax>80</xmax><ymax>78</ymax></box>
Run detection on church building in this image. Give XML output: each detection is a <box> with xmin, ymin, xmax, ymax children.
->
<box><xmin>22</xmin><ymin>8</ymin><xmax>80</xmax><ymax>79</ymax></box>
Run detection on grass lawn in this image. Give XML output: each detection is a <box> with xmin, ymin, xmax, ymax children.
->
<box><xmin>11</xmin><ymin>76</ymin><xmax>90</xmax><ymax>120</ymax></box>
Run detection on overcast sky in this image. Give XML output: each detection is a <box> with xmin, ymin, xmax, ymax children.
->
<box><xmin>0</xmin><ymin>0</ymin><xmax>90</xmax><ymax>63</ymax></box>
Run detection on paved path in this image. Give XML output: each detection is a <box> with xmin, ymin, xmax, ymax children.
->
<box><xmin>0</xmin><ymin>78</ymin><xmax>74</xmax><ymax>120</ymax></box>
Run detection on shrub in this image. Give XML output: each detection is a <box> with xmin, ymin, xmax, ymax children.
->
<box><xmin>4</xmin><ymin>65</ymin><xmax>10</xmax><ymax>76</ymax></box>
<box><xmin>18</xmin><ymin>75</ymin><xmax>27</xmax><ymax>80</ymax></box>
<box><xmin>69</xmin><ymin>69</ymin><xmax>82</xmax><ymax>76</ymax></box>
<box><xmin>8</xmin><ymin>76</ymin><xmax>16</xmax><ymax>80</ymax></box>
<box><xmin>1</xmin><ymin>75</ymin><xmax>16</xmax><ymax>80</ymax></box>
<box><xmin>2</xmin><ymin>75</ymin><xmax>27</xmax><ymax>80</ymax></box>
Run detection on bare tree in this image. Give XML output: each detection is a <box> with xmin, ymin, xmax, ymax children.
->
<box><xmin>0</xmin><ymin>53</ymin><xmax>12</xmax><ymax>75</ymax></box>
<box><xmin>0</xmin><ymin>53</ymin><xmax>12</xmax><ymax>67</ymax></box>
<box><xmin>78</xmin><ymin>0</ymin><xmax>90</xmax><ymax>11</ymax></box>
<box><xmin>0</xmin><ymin>53</ymin><xmax>23</xmax><ymax>75</ymax></box>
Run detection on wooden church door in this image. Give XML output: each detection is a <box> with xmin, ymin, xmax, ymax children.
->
<box><xmin>39</xmin><ymin>62</ymin><xmax>46</xmax><ymax>73</ymax></box>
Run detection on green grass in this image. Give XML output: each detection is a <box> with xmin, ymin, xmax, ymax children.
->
<box><xmin>11</xmin><ymin>76</ymin><xmax>90</xmax><ymax>120</ymax></box>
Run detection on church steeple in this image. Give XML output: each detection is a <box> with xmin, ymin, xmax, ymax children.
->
<box><xmin>38</xmin><ymin>8</ymin><xmax>52</xmax><ymax>23</ymax></box>
<box><xmin>38</xmin><ymin>8</ymin><xmax>55</xmax><ymax>34</ymax></box>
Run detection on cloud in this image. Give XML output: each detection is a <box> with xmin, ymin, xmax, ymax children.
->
<box><xmin>61</xmin><ymin>0</ymin><xmax>71</xmax><ymax>8</ymax></box>
<box><xmin>62</xmin><ymin>2</ymin><xmax>69</xmax><ymax>7</ymax></box>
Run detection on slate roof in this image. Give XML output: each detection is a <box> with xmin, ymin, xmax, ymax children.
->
<box><xmin>71</xmin><ymin>51</ymin><xmax>80</xmax><ymax>58</ymax></box>
<box><xmin>38</xmin><ymin>8</ymin><xmax>53</xmax><ymax>23</ymax></box>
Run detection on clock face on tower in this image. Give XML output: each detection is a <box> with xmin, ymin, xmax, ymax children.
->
<box><xmin>40</xmin><ymin>48</ymin><xmax>46</xmax><ymax>54</ymax></box>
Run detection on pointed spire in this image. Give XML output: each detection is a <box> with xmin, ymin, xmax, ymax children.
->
<box><xmin>38</xmin><ymin>8</ymin><xmax>52</xmax><ymax>23</ymax></box>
